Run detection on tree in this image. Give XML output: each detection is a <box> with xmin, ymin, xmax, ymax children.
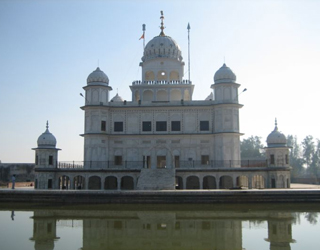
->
<box><xmin>309</xmin><ymin>139</ymin><xmax>320</xmax><ymax>178</ymax></box>
<box><xmin>287</xmin><ymin>135</ymin><xmax>304</xmax><ymax>177</ymax></box>
<box><xmin>302</xmin><ymin>135</ymin><xmax>315</xmax><ymax>169</ymax></box>
<box><xmin>240</xmin><ymin>136</ymin><xmax>264</xmax><ymax>159</ymax></box>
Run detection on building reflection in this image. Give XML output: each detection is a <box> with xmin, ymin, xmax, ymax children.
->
<box><xmin>29</xmin><ymin>208</ymin><xmax>296</xmax><ymax>250</ymax></box>
<box><xmin>265</xmin><ymin>213</ymin><xmax>296</xmax><ymax>250</ymax></box>
<box><xmin>29</xmin><ymin>211</ymin><xmax>60</xmax><ymax>250</ymax></box>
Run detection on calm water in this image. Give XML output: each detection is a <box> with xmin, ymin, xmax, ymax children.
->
<box><xmin>0</xmin><ymin>203</ymin><xmax>319</xmax><ymax>250</ymax></box>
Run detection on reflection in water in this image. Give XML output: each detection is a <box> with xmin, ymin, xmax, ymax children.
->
<box><xmin>30</xmin><ymin>211</ymin><xmax>60</xmax><ymax>250</ymax></box>
<box><xmin>265</xmin><ymin>213</ymin><xmax>296</xmax><ymax>250</ymax></box>
<box><xmin>24</xmin><ymin>206</ymin><xmax>305</xmax><ymax>250</ymax></box>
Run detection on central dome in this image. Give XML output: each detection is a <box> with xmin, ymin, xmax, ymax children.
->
<box><xmin>142</xmin><ymin>35</ymin><xmax>182</xmax><ymax>62</ymax></box>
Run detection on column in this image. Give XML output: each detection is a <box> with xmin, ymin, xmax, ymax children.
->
<box><xmin>117</xmin><ymin>177</ymin><xmax>121</xmax><ymax>190</ymax></box>
<box><xmin>101</xmin><ymin>176</ymin><xmax>105</xmax><ymax>190</ymax></box>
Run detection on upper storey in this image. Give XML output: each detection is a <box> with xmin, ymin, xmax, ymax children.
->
<box><xmin>131</xmin><ymin>11</ymin><xmax>193</xmax><ymax>102</ymax></box>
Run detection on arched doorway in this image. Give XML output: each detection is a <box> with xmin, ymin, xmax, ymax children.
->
<box><xmin>186</xmin><ymin>176</ymin><xmax>200</xmax><ymax>189</ymax></box>
<box><xmin>105</xmin><ymin>176</ymin><xmax>117</xmax><ymax>190</ymax></box>
<box><xmin>175</xmin><ymin>176</ymin><xmax>183</xmax><ymax>189</ymax></box>
<box><xmin>121</xmin><ymin>176</ymin><xmax>134</xmax><ymax>190</ymax></box>
<box><xmin>59</xmin><ymin>175</ymin><xmax>71</xmax><ymax>190</ymax></box>
<box><xmin>252</xmin><ymin>175</ymin><xmax>265</xmax><ymax>189</ymax></box>
<box><xmin>219</xmin><ymin>175</ymin><xmax>233</xmax><ymax>189</ymax></box>
<box><xmin>88</xmin><ymin>176</ymin><xmax>101</xmax><ymax>190</ymax></box>
<box><xmin>203</xmin><ymin>176</ymin><xmax>216</xmax><ymax>189</ymax></box>
<box><xmin>236</xmin><ymin>175</ymin><xmax>248</xmax><ymax>188</ymax></box>
<box><xmin>73</xmin><ymin>175</ymin><xmax>85</xmax><ymax>190</ymax></box>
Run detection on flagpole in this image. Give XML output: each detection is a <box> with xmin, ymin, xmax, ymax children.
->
<box><xmin>187</xmin><ymin>23</ymin><xmax>191</xmax><ymax>83</ymax></box>
<box><xmin>142</xmin><ymin>24</ymin><xmax>146</xmax><ymax>49</ymax></box>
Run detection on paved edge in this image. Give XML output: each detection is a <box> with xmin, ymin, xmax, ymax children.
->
<box><xmin>1</xmin><ymin>189</ymin><xmax>320</xmax><ymax>204</ymax></box>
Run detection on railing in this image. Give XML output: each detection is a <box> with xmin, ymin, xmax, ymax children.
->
<box><xmin>58</xmin><ymin>161</ymin><xmax>144</xmax><ymax>170</ymax></box>
<box><xmin>132</xmin><ymin>80</ymin><xmax>192</xmax><ymax>85</ymax></box>
<box><xmin>178</xmin><ymin>160</ymin><xmax>267</xmax><ymax>169</ymax></box>
<box><xmin>57</xmin><ymin>160</ymin><xmax>268</xmax><ymax>170</ymax></box>
<box><xmin>58</xmin><ymin>161</ymin><xmax>84</xmax><ymax>169</ymax></box>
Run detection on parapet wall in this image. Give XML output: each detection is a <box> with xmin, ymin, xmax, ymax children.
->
<box><xmin>0</xmin><ymin>163</ymin><xmax>35</xmax><ymax>182</ymax></box>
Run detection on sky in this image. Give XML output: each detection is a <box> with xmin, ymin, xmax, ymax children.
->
<box><xmin>0</xmin><ymin>0</ymin><xmax>320</xmax><ymax>163</ymax></box>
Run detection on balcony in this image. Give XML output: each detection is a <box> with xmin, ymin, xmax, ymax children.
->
<box><xmin>57</xmin><ymin>160</ymin><xmax>268</xmax><ymax>170</ymax></box>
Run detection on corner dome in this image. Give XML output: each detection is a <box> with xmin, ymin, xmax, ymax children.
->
<box><xmin>214</xmin><ymin>63</ymin><xmax>237</xmax><ymax>84</ymax></box>
<box><xmin>87</xmin><ymin>67</ymin><xmax>109</xmax><ymax>85</ymax></box>
<box><xmin>266</xmin><ymin>120</ymin><xmax>287</xmax><ymax>147</ymax></box>
<box><xmin>142</xmin><ymin>35</ymin><xmax>182</xmax><ymax>62</ymax></box>
<box><xmin>37</xmin><ymin>122</ymin><xmax>57</xmax><ymax>148</ymax></box>
<box><xmin>111</xmin><ymin>93</ymin><xmax>124</xmax><ymax>102</ymax></box>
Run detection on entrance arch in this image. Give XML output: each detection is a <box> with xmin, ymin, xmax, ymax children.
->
<box><xmin>236</xmin><ymin>175</ymin><xmax>248</xmax><ymax>188</ymax></box>
<box><xmin>88</xmin><ymin>176</ymin><xmax>101</xmax><ymax>190</ymax></box>
<box><xmin>203</xmin><ymin>176</ymin><xmax>216</xmax><ymax>189</ymax></box>
<box><xmin>252</xmin><ymin>175</ymin><xmax>265</xmax><ymax>189</ymax></box>
<box><xmin>59</xmin><ymin>175</ymin><xmax>71</xmax><ymax>190</ymax></box>
<box><xmin>121</xmin><ymin>176</ymin><xmax>134</xmax><ymax>190</ymax></box>
<box><xmin>105</xmin><ymin>176</ymin><xmax>117</xmax><ymax>190</ymax></box>
<box><xmin>186</xmin><ymin>176</ymin><xmax>200</xmax><ymax>189</ymax></box>
<box><xmin>175</xmin><ymin>176</ymin><xmax>183</xmax><ymax>189</ymax></box>
<box><xmin>219</xmin><ymin>175</ymin><xmax>233</xmax><ymax>189</ymax></box>
<box><xmin>73</xmin><ymin>175</ymin><xmax>85</xmax><ymax>190</ymax></box>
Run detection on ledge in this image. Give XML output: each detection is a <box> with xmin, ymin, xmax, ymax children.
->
<box><xmin>1</xmin><ymin>189</ymin><xmax>320</xmax><ymax>204</ymax></box>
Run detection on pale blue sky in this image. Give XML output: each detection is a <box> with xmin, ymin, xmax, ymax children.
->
<box><xmin>1</xmin><ymin>0</ymin><xmax>320</xmax><ymax>163</ymax></box>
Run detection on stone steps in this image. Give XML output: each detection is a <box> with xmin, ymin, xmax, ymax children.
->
<box><xmin>137</xmin><ymin>168</ymin><xmax>175</xmax><ymax>190</ymax></box>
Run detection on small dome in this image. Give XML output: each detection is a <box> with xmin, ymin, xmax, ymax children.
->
<box><xmin>142</xmin><ymin>35</ymin><xmax>182</xmax><ymax>62</ymax></box>
<box><xmin>266</xmin><ymin>119</ymin><xmax>287</xmax><ymax>147</ymax></box>
<box><xmin>214</xmin><ymin>63</ymin><xmax>237</xmax><ymax>84</ymax></box>
<box><xmin>111</xmin><ymin>93</ymin><xmax>124</xmax><ymax>102</ymax></box>
<box><xmin>87</xmin><ymin>67</ymin><xmax>109</xmax><ymax>85</ymax></box>
<box><xmin>37</xmin><ymin>122</ymin><xmax>57</xmax><ymax>148</ymax></box>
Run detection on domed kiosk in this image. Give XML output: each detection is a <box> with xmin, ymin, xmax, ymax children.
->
<box><xmin>211</xmin><ymin>63</ymin><xmax>240</xmax><ymax>104</ymax></box>
<box><xmin>32</xmin><ymin>121</ymin><xmax>60</xmax><ymax>189</ymax></box>
<box><xmin>83</xmin><ymin>67</ymin><xmax>112</xmax><ymax>105</ymax></box>
<box><xmin>87</xmin><ymin>67</ymin><xmax>109</xmax><ymax>85</ymax></box>
<box><xmin>264</xmin><ymin>119</ymin><xmax>291</xmax><ymax>188</ymax></box>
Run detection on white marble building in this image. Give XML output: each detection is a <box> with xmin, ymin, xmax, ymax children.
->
<box><xmin>33</xmin><ymin>12</ymin><xmax>291</xmax><ymax>190</ymax></box>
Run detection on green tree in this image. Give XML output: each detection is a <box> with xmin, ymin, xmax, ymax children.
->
<box><xmin>302</xmin><ymin>135</ymin><xmax>315</xmax><ymax>169</ymax></box>
<box><xmin>240</xmin><ymin>136</ymin><xmax>264</xmax><ymax>159</ymax></box>
<box><xmin>287</xmin><ymin>135</ymin><xmax>304</xmax><ymax>177</ymax></box>
<box><xmin>309</xmin><ymin>139</ymin><xmax>320</xmax><ymax>178</ymax></box>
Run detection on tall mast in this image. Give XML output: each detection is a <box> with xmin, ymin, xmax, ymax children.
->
<box><xmin>187</xmin><ymin>23</ymin><xmax>191</xmax><ymax>82</ymax></box>
<box><xmin>142</xmin><ymin>24</ymin><xmax>146</xmax><ymax>49</ymax></box>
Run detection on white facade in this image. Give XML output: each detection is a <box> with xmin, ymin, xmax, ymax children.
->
<box><xmin>33</xmin><ymin>13</ymin><xmax>291</xmax><ymax>190</ymax></box>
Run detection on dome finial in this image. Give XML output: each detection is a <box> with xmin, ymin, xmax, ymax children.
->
<box><xmin>159</xmin><ymin>10</ymin><xmax>165</xmax><ymax>36</ymax></box>
<box><xmin>46</xmin><ymin>120</ymin><xmax>49</xmax><ymax>130</ymax></box>
<box><xmin>274</xmin><ymin>118</ymin><xmax>278</xmax><ymax>131</ymax></box>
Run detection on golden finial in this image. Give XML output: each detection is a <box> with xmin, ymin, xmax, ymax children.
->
<box><xmin>160</xmin><ymin>10</ymin><xmax>165</xmax><ymax>36</ymax></box>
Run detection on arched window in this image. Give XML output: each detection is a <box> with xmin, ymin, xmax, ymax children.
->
<box><xmin>145</xmin><ymin>71</ymin><xmax>155</xmax><ymax>81</ymax></box>
<box><xmin>143</xmin><ymin>90</ymin><xmax>153</xmax><ymax>101</ymax></box>
<box><xmin>170</xmin><ymin>71</ymin><xmax>179</xmax><ymax>81</ymax></box>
